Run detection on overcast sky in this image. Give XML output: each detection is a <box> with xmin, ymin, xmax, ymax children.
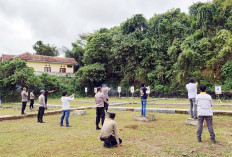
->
<box><xmin>0</xmin><ymin>0</ymin><xmax>210</xmax><ymax>56</ymax></box>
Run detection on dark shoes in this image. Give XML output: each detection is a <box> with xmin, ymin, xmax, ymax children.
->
<box><xmin>103</xmin><ymin>143</ymin><xmax>111</xmax><ymax>148</ymax></box>
<box><xmin>66</xmin><ymin>125</ymin><xmax>71</xmax><ymax>127</ymax></box>
<box><xmin>60</xmin><ymin>124</ymin><xmax>63</xmax><ymax>126</ymax></box>
<box><xmin>96</xmin><ymin>127</ymin><xmax>101</xmax><ymax>130</ymax></box>
<box><xmin>21</xmin><ymin>113</ymin><xmax>26</xmax><ymax>115</ymax></box>
<box><xmin>197</xmin><ymin>138</ymin><xmax>202</xmax><ymax>142</ymax></box>
<box><xmin>40</xmin><ymin>121</ymin><xmax>46</xmax><ymax>123</ymax></box>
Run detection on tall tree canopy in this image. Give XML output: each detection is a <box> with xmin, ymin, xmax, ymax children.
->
<box><xmin>74</xmin><ymin>0</ymin><xmax>232</xmax><ymax>93</ymax></box>
<box><xmin>33</xmin><ymin>40</ymin><xmax>59</xmax><ymax>56</ymax></box>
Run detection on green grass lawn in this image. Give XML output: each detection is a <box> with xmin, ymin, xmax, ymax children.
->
<box><xmin>0</xmin><ymin>109</ymin><xmax>232</xmax><ymax>157</ymax></box>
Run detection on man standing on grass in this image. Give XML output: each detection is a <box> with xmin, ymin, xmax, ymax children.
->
<box><xmin>100</xmin><ymin>113</ymin><xmax>122</xmax><ymax>148</ymax></box>
<box><xmin>95</xmin><ymin>87</ymin><xmax>109</xmax><ymax>130</ymax></box>
<box><xmin>186</xmin><ymin>78</ymin><xmax>198</xmax><ymax>119</ymax></box>
<box><xmin>196</xmin><ymin>85</ymin><xmax>216</xmax><ymax>144</ymax></box>
<box><xmin>21</xmin><ymin>87</ymin><xmax>28</xmax><ymax>115</ymax></box>
<box><xmin>102</xmin><ymin>85</ymin><xmax>111</xmax><ymax>113</ymax></box>
<box><xmin>45</xmin><ymin>89</ymin><xmax>54</xmax><ymax>107</ymax></box>
<box><xmin>30</xmin><ymin>90</ymin><xmax>35</xmax><ymax>109</ymax></box>
<box><xmin>140</xmin><ymin>83</ymin><xmax>150</xmax><ymax>117</ymax></box>
<box><xmin>60</xmin><ymin>91</ymin><xmax>75</xmax><ymax>127</ymax></box>
<box><xmin>37</xmin><ymin>90</ymin><xmax>46</xmax><ymax>123</ymax></box>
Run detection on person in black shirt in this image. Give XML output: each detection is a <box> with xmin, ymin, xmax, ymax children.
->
<box><xmin>45</xmin><ymin>89</ymin><xmax>54</xmax><ymax>107</ymax></box>
<box><xmin>140</xmin><ymin>83</ymin><xmax>150</xmax><ymax>117</ymax></box>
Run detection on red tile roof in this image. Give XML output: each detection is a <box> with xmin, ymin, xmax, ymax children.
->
<box><xmin>1</xmin><ymin>53</ymin><xmax>78</xmax><ymax>64</ymax></box>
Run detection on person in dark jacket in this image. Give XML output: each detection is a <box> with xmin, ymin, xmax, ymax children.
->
<box><xmin>140</xmin><ymin>83</ymin><xmax>150</xmax><ymax>117</ymax></box>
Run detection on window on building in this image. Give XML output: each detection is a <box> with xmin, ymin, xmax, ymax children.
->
<box><xmin>60</xmin><ymin>68</ymin><xmax>66</xmax><ymax>73</ymax></box>
<box><xmin>67</xmin><ymin>65</ymin><xmax>72</xmax><ymax>68</ymax></box>
<box><xmin>44</xmin><ymin>67</ymin><xmax>51</xmax><ymax>73</ymax></box>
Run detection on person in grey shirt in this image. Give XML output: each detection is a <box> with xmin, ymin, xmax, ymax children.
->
<box><xmin>186</xmin><ymin>78</ymin><xmax>198</xmax><ymax>119</ymax></box>
<box><xmin>30</xmin><ymin>90</ymin><xmax>35</xmax><ymax>109</ymax></box>
<box><xmin>100</xmin><ymin>113</ymin><xmax>122</xmax><ymax>148</ymax></box>
<box><xmin>21</xmin><ymin>87</ymin><xmax>28</xmax><ymax>115</ymax></box>
<box><xmin>102</xmin><ymin>86</ymin><xmax>111</xmax><ymax>112</ymax></box>
<box><xmin>37</xmin><ymin>90</ymin><xmax>46</xmax><ymax>123</ymax></box>
<box><xmin>95</xmin><ymin>87</ymin><xmax>109</xmax><ymax>130</ymax></box>
<box><xmin>196</xmin><ymin>85</ymin><xmax>216</xmax><ymax>144</ymax></box>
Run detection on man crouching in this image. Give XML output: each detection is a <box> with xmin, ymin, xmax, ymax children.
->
<box><xmin>100</xmin><ymin>113</ymin><xmax>122</xmax><ymax>148</ymax></box>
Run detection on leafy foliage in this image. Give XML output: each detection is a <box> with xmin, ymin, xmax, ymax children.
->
<box><xmin>33</xmin><ymin>40</ymin><xmax>59</xmax><ymax>56</ymax></box>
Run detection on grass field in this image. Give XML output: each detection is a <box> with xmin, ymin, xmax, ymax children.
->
<box><xmin>0</xmin><ymin>109</ymin><xmax>232</xmax><ymax>157</ymax></box>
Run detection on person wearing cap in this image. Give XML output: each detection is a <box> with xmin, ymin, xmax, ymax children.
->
<box><xmin>186</xmin><ymin>78</ymin><xmax>198</xmax><ymax>119</ymax></box>
<box><xmin>95</xmin><ymin>87</ymin><xmax>109</xmax><ymax>130</ymax></box>
<box><xmin>37</xmin><ymin>90</ymin><xmax>46</xmax><ymax>123</ymax></box>
<box><xmin>60</xmin><ymin>91</ymin><xmax>75</xmax><ymax>127</ymax></box>
<box><xmin>21</xmin><ymin>87</ymin><xmax>28</xmax><ymax>115</ymax></box>
<box><xmin>100</xmin><ymin>113</ymin><xmax>122</xmax><ymax>148</ymax></box>
<box><xmin>29</xmin><ymin>90</ymin><xmax>35</xmax><ymax>109</ymax></box>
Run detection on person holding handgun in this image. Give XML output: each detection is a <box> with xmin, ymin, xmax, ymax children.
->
<box><xmin>44</xmin><ymin>89</ymin><xmax>54</xmax><ymax>108</ymax></box>
<box><xmin>186</xmin><ymin>78</ymin><xmax>198</xmax><ymax>119</ymax></box>
<box><xmin>60</xmin><ymin>91</ymin><xmax>75</xmax><ymax>127</ymax></box>
<box><xmin>140</xmin><ymin>83</ymin><xmax>150</xmax><ymax>117</ymax></box>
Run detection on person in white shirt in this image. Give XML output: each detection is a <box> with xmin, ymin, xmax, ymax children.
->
<box><xmin>186</xmin><ymin>78</ymin><xmax>198</xmax><ymax>119</ymax></box>
<box><xmin>196</xmin><ymin>85</ymin><xmax>216</xmax><ymax>144</ymax></box>
<box><xmin>60</xmin><ymin>91</ymin><xmax>75</xmax><ymax>127</ymax></box>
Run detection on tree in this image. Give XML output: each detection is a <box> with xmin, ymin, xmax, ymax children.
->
<box><xmin>33</xmin><ymin>40</ymin><xmax>59</xmax><ymax>56</ymax></box>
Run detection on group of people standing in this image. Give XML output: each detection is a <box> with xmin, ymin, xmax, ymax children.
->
<box><xmin>21</xmin><ymin>88</ymin><xmax>54</xmax><ymax>123</ymax></box>
<box><xmin>186</xmin><ymin>78</ymin><xmax>216</xmax><ymax>144</ymax></box>
<box><xmin>19</xmin><ymin>80</ymin><xmax>216</xmax><ymax>149</ymax></box>
<box><xmin>95</xmin><ymin>86</ymin><xmax>122</xmax><ymax>148</ymax></box>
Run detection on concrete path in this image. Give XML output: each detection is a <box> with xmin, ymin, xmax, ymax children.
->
<box><xmin>0</xmin><ymin>106</ymin><xmax>94</xmax><ymax>121</ymax></box>
<box><xmin>108</xmin><ymin>107</ymin><xmax>232</xmax><ymax>116</ymax></box>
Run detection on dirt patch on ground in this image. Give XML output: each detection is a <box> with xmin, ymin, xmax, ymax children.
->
<box><xmin>124</xmin><ymin>125</ymin><xmax>138</xmax><ymax>130</ymax></box>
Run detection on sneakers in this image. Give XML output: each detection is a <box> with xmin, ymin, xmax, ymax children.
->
<box><xmin>60</xmin><ymin>124</ymin><xmax>63</xmax><ymax>126</ymax></box>
<box><xmin>40</xmin><ymin>121</ymin><xmax>46</xmax><ymax>123</ymax></box>
<box><xmin>96</xmin><ymin>127</ymin><xmax>101</xmax><ymax>130</ymax></box>
<box><xmin>21</xmin><ymin>113</ymin><xmax>26</xmax><ymax>115</ymax></box>
<box><xmin>66</xmin><ymin>125</ymin><xmax>72</xmax><ymax>127</ymax></box>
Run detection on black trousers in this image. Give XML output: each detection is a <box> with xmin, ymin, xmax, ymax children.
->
<box><xmin>21</xmin><ymin>102</ymin><xmax>27</xmax><ymax>114</ymax></box>
<box><xmin>30</xmin><ymin>99</ymin><xmax>34</xmax><ymax>108</ymax></box>
<box><xmin>101</xmin><ymin>135</ymin><xmax>122</xmax><ymax>148</ymax></box>
<box><xmin>96</xmin><ymin>107</ymin><xmax>105</xmax><ymax>127</ymax></box>
<box><xmin>37</xmin><ymin>107</ymin><xmax>45</xmax><ymax>122</ymax></box>
<box><xmin>104</xmin><ymin>100</ymin><xmax>109</xmax><ymax>112</ymax></box>
<box><xmin>45</xmin><ymin>98</ymin><xmax>47</xmax><ymax>105</ymax></box>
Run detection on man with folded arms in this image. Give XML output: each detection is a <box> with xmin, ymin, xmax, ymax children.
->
<box><xmin>100</xmin><ymin>113</ymin><xmax>122</xmax><ymax>148</ymax></box>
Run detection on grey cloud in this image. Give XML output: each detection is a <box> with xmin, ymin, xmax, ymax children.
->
<box><xmin>0</xmin><ymin>0</ymin><xmax>209</xmax><ymax>56</ymax></box>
